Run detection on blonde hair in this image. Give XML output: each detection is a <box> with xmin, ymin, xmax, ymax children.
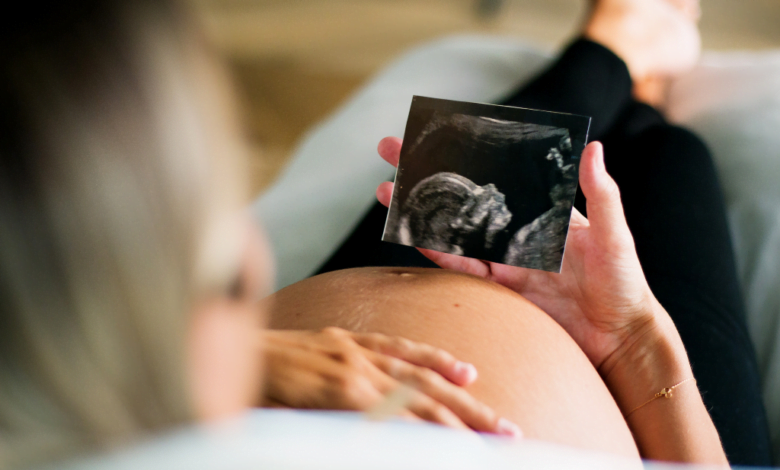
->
<box><xmin>0</xmin><ymin>1</ymin><xmax>248</xmax><ymax>467</ymax></box>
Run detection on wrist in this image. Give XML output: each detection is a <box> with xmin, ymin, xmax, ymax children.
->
<box><xmin>599</xmin><ymin>301</ymin><xmax>694</xmax><ymax>415</ymax></box>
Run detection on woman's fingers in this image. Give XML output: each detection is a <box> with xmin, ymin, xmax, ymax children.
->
<box><xmin>375</xmin><ymin>137</ymin><xmax>401</xmax><ymax>207</ymax></box>
<box><xmin>372</xmin><ymin>353</ymin><xmax>521</xmax><ymax>437</ymax></box>
<box><xmin>577</xmin><ymin>142</ymin><xmax>632</xmax><ymax>245</ymax></box>
<box><xmin>262</xmin><ymin>397</ymin><xmax>291</xmax><ymax>408</ymax></box>
<box><xmin>376</xmin><ymin>181</ymin><xmax>394</xmax><ymax>207</ymax></box>
<box><xmin>405</xmin><ymin>390</ymin><xmax>470</xmax><ymax>430</ymax></box>
<box><xmin>366</xmin><ymin>381</ymin><xmax>465</xmax><ymax>429</ymax></box>
<box><xmin>329</xmin><ymin>347</ymin><xmax>468</xmax><ymax>430</ymax></box>
<box><xmin>351</xmin><ymin>332</ymin><xmax>477</xmax><ymax>386</ymax></box>
<box><xmin>377</xmin><ymin>136</ymin><xmax>403</xmax><ymax>167</ymax></box>
<box><xmin>264</xmin><ymin>328</ymin><xmax>516</xmax><ymax>434</ymax></box>
<box><xmin>267</xmin><ymin>328</ymin><xmax>519</xmax><ymax>435</ymax></box>
<box><xmin>417</xmin><ymin>248</ymin><xmax>493</xmax><ymax>279</ymax></box>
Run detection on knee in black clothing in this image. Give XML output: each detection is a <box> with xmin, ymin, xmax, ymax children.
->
<box><xmin>600</xmin><ymin>121</ymin><xmax>743</xmax><ymax>330</ymax></box>
<box><xmin>604</xmin><ymin>123</ymin><xmax>723</xmax><ymax>208</ymax></box>
<box><xmin>636</xmin><ymin>125</ymin><xmax>714</xmax><ymax>174</ymax></box>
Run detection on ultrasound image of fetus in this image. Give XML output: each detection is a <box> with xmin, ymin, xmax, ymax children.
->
<box><xmin>503</xmin><ymin>143</ymin><xmax>578</xmax><ymax>272</ymax></box>
<box><xmin>398</xmin><ymin>172</ymin><xmax>512</xmax><ymax>257</ymax></box>
<box><xmin>382</xmin><ymin>97</ymin><xmax>590</xmax><ymax>271</ymax></box>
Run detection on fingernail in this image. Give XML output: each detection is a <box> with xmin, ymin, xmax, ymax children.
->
<box><xmin>454</xmin><ymin>362</ymin><xmax>478</xmax><ymax>383</ymax></box>
<box><xmin>496</xmin><ymin>418</ymin><xmax>523</xmax><ymax>439</ymax></box>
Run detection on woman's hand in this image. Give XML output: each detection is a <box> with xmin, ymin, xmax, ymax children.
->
<box><xmin>376</xmin><ymin>137</ymin><xmax>662</xmax><ymax>376</ymax></box>
<box><xmin>261</xmin><ymin>327</ymin><xmax>521</xmax><ymax>437</ymax></box>
<box><xmin>376</xmin><ymin>138</ymin><xmax>729</xmax><ymax>464</ymax></box>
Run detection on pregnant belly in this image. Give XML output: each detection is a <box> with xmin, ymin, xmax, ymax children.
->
<box><xmin>268</xmin><ymin>267</ymin><xmax>639</xmax><ymax>458</ymax></box>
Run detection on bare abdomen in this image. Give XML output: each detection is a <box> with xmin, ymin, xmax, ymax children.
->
<box><xmin>268</xmin><ymin>267</ymin><xmax>638</xmax><ymax>458</ymax></box>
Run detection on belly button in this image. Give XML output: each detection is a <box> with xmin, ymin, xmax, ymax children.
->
<box><xmin>399</xmin><ymin>273</ymin><xmax>414</xmax><ymax>278</ymax></box>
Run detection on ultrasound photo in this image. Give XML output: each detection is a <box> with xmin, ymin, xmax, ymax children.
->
<box><xmin>382</xmin><ymin>96</ymin><xmax>591</xmax><ymax>272</ymax></box>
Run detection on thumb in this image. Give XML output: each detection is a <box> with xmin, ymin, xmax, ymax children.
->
<box><xmin>578</xmin><ymin>142</ymin><xmax>631</xmax><ymax>243</ymax></box>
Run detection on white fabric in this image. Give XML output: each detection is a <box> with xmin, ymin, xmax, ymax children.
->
<box><xmin>252</xmin><ymin>35</ymin><xmax>780</xmax><ymax>462</ymax></box>
<box><xmin>56</xmin><ymin>409</ymin><xmax>681</xmax><ymax>469</ymax></box>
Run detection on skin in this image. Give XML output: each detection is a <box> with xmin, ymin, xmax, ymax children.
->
<box><xmin>260</xmin><ymin>327</ymin><xmax>518</xmax><ymax>435</ymax></box>
<box><xmin>188</xmin><ymin>224</ymin><xmax>273</xmax><ymax>421</ymax></box>
<box><xmin>188</xmin><ymin>0</ymin><xmax>726</xmax><ymax>463</ymax></box>
<box><xmin>202</xmin><ymin>140</ymin><xmax>726</xmax><ymax>463</ymax></box>
<box><xmin>187</xmin><ymin>224</ymin><xmax>518</xmax><ymax>436</ymax></box>
<box><xmin>268</xmin><ymin>267</ymin><xmax>641</xmax><ymax>458</ymax></box>
<box><xmin>583</xmin><ymin>0</ymin><xmax>701</xmax><ymax>80</ymax></box>
<box><xmin>373</xmin><ymin>139</ymin><xmax>727</xmax><ymax>465</ymax></box>
<box><xmin>584</xmin><ymin>0</ymin><xmax>701</xmax><ymax>107</ymax></box>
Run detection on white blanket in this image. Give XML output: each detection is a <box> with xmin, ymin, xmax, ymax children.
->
<box><xmin>252</xmin><ymin>35</ymin><xmax>780</xmax><ymax>463</ymax></box>
<box><xmin>59</xmin><ymin>409</ymin><xmax>690</xmax><ymax>469</ymax></box>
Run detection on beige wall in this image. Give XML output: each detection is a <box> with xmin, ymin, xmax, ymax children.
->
<box><xmin>190</xmin><ymin>0</ymin><xmax>780</xmax><ymax>194</ymax></box>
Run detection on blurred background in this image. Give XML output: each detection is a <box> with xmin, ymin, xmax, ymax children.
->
<box><xmin>187</xmin><ymin>0</ymin><xmax>780</xmax><ymax>195</ymax></box>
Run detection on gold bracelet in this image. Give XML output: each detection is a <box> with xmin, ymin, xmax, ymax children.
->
<box><xmin>626</xmin><ymin>378</ymin><xmax>696</xmax><ymax>417</ymax></box>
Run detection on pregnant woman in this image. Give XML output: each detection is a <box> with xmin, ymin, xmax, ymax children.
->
<box><xmin>0</xmin><ymin>0</ymin><xmax>769</xmax><ymax>468</ymax></box>
<box><xmin>271</xmin><ymin>0</ymin><xmax>772</xmax><ymax>466</ymax></box>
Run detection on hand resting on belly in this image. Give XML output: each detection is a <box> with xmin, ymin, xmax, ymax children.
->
<box><xmin>268</xmin><ymin>266</ymin><xmax>640</xmax><ymax>459</ymax></box>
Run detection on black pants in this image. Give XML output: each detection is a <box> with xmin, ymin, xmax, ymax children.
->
<box><xmin>318</xmin><ymin>39</ymin><xmax>772</xmax><ymax>466</ymax></box>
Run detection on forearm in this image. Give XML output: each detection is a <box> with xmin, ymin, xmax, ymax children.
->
<box><xmin>601</xmin><ymin>303</ymin><xmax>728</xmax><ymax>465</ymax></box>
